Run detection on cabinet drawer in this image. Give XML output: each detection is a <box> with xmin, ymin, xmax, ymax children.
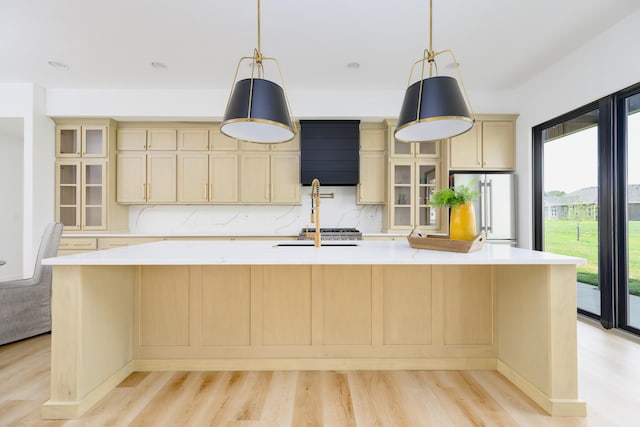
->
<box><xmin>58</xmin><ymin>237</ymin><xmax>98</xmax><ymax>251</ymax></box>
<box><xmin>97</xmin><ymin>237</ymin><xmax>162</xmax><ymax>250</ymax></box>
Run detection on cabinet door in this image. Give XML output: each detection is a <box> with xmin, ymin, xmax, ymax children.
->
<box><xmin>178</xmin><ymin>129</ymin><xmax>209</xmax><ymax>151</ymax></box>
<box><xmin>210</xmin><ymin>128</ymin><xmax>238</xmax><ymax>151</ymax></box>
<box><xmin>270</xmin><ymin>131</ymin><xmax>300</xmax><ymax>152</ymax></box>
<box><xmin>358</xmin><ymin>152</ymin><xmax>385</xmax><ymax>204</ymax></box>
<box><xmin>177</xmin><ymin>153</ymin><xmax>209</xmax><ymax>203</ymax></box>
<box><xmin>117</xmin><ymin>129</ymin><xmax>147</xmax><ymax>150</ymax></box>
<box><xmin>389</xmin><ymin>162</ymin><xmax>414</xmax><ymax>230</ymax></box>
<box><xmin>416</xmin><ymin>162</ymin><xmax>440</xmax><ymax>229</ymax></box>
<box><xmin>239</xmin><ymin>153</ymin><xmax>270</xmax><ymax>203</ymax></box>
<box><xmin>239</xmin><ymin>140</ymin><xmax>270</xmax><ymax>151</ymax></box>
<box><xmin>449</xmin><ymin>124</ymin><xmax>481</xmax><ymax>169</ymax></box>
<box><xmin>360</xmin><ymin>124</ymin><xmax>386</xmax><ymax>151</ymax></box>
<box><xmin>82</xmin><ymin>126</ymin><xmax>107</xmax><ymax>157</ymax></box>
<box><xmin>56</xmin><ymin>126</ymin><xmax>81</xmax><ymax>157</ymax></box>
<box><xmin>55</xmin><ymin>161</ymin><xmax>81</xmax><ymax>230</ymax></box>
<box><xmin>210</xmin><ymin>153</ymin><xmax>239</xmax><ymax>203</ymax></box>
<box><xmin>81</xmin><ymin>159</ymin><xmax>107</xmax><ymax>230</ymax></box>
<box><xmin>271</xmin><ymin>153</ymin><xmax>300</xmax><ymax>204</ymax></box>
<box><xmin>147</xmin><ymin>153</ymin><xmax>177</xmax><ymax>203</ymax></box>
<box><xmin>148</xmin><ymin>129</ymin><xmax>177</xmax><ymax>151</ymax></box>
<box><xmin>482</xmin><ymin>121</ymin><xmax>515</xmax><ymax>170</ymax></box>
<box><xmin>117</xmin><ymin>153</ymin><xmax>147</xmax><ymax>203</ymax></box>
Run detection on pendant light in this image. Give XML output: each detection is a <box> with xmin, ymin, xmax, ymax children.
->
<box><xmin>395</xmin><ymin>0</ymin><xmax>475</xmax><ymax>143</ymax></box>
<box><xmin>221</xmin><ymin>0</ymin><xmax>295</xmax><ymax>144</ymax></box>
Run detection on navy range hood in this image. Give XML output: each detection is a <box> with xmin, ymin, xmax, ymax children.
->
<box><xmin>300</xmin><ymin>120</ymin><xmax>360</xmax><ymax>186</ymax></box>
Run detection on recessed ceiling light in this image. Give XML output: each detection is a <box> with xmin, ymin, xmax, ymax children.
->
<box><xmin>151</xmin><ymin>61</ymin><xmax>168</xmax><ymax>71</ymax></box>
<box><xmin>346</xmin><ymin>62</ymin><xmax>360</xmax><ymax>70</ymax></box>
<box><xmin>48</xmin><ymin>61</ymin><xmax>69</xmax><ymax>70</ymax></box>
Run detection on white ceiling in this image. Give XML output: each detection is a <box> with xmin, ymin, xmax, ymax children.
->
<box><xmin>1</xmin><ymin>0</ymin><xmax>639</xmax><ymax>95</ymax></box>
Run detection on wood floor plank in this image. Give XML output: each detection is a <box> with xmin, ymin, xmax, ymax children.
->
<box><xmin>2</xmin><ymin>321</ymin><xmax>640</xmax><ymax>426</ymax></box>
<box><xmin>292</xmin><ymin>371</ymin><xmax>323</xmax><ymax>427</ymax></box>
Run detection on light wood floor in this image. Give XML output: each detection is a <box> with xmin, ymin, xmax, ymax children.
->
<box><xmin>1</xmin><ymin>319</ymin><xmax>638</xmax><ymax>426</ymax></box>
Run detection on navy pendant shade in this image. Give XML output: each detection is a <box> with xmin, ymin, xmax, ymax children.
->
<box><xmin>395</xmin><ymin>75</ymin><xmax>473</xmax><ymax>142</ymax></box>
<box><xmin>221</xmin><ymin>77</ymin><xmax>295</xmax><ymax>144</ymax></box>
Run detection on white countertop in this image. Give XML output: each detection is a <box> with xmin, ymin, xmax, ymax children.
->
<box><xmin>44</xmin><ymin>239</ymin><xmax>585</xmax><ymax>266</ymax></box>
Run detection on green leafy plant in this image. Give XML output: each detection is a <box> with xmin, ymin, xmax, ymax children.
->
<box><xmin>428</xmin><ymin>183</ymin><xmax>479</xmax><ymax>208</ymax></box>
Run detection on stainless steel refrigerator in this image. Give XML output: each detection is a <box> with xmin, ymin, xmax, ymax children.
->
<box><xmin>451</xmin><ymin>173</ymin><xmax>517</xmax><ymax>246</ymax></box>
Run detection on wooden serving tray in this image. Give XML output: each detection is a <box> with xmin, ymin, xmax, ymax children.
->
<box><xmin>407</xmin><ymin>230</ymin><xmax>485</xmax><ymax>253</ymax></box>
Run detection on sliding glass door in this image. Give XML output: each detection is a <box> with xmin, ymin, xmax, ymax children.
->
<box><xmin>624</xmin><ymin>92</ymin><xmax>640</xmax><ymax>331</ymax></box>
<box><xmin>541</xmin><ymin>109</ymin><xmax>600</xmax><ymax>316</ymax></box>
<box><xmin>534</xmin><ymin>83</ymin><xmax>640</xmax><ymax>334</ymax></box>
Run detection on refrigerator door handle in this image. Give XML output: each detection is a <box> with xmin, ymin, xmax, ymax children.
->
<box><xmin>486</xmin><ymin>179</ymin><xmax>493</xmax><ymax>233</ymax></box>
<box><xmin>480</xmin><ymin>180</ymin><xmax>486</xmax><ymax>231</ymax></box>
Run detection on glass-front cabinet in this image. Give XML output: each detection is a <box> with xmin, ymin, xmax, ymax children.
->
<box><xmin>56</xmin><ymin>125</ymin><xmax>107</xmax><ymax>157</ymax></box>
<box><xmin>56</xmin><ymin>160</ymin><xmax>107</xmax><ymax>231</ymax></box>
<box><xmin>54</xmin><ymin>119</ymin><xmax>128</xmax><ymax>232</ymax></box>
<box><xmin>388</xmin><ymin>160</ymin><xmax>442</xmax><ymax>231</ymax></box>
<box><xmin>384</xmin><ymin>119</ymin><xmax>447</xmax><ymax>233</ymax></box>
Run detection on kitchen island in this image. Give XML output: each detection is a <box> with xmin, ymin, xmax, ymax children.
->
<box><xmin>42</xmin><ymin>240</ymin><xmax>586</xmax><ymax>419</ymax></box>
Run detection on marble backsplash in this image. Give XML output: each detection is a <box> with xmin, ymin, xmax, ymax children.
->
<box><xmin>128</xmin><ymin>186</ymin><xmax>384</xmax><ymax>236</ymax></box>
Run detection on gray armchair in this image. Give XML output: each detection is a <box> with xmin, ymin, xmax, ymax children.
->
<box><xmin>0</xmin><ymin>222</ymin><xmax>63</xmax><ymax>345</ymax></box>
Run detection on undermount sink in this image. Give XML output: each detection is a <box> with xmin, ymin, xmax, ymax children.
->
<box><xmin>274</xmin><ymin>242</ymin><xmax>359</xmax><ymax>247</ymax></box>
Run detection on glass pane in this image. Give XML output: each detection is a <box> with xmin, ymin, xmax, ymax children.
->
<box><xmin>84</xmin><ymin>129</ymin><xmax>104</xmax><ymax>155</ymax></box>
<box><xmin>417</xmin><ymin>141</ymin><xmax>437</xmax><ymax>155</ymax></box>
<box><xmin>543</xmin><ymin>109</ymin><xmax>600</xmax><ymax>315</ymax></box>
<box><xmin>419</xmin><ymin>165</ymin><xmax>436</xmax><ymax>184</ymax></box>
<box><xmin>85</xmin><ymin>207</ymin><xmax>102</xmax><ymax>227</ymax></box>
<box><xmin>394</xmin><ymin>206</ymin><xmax>411</xmax><ymax>226</ymax></box>
<box><xmin>59</xmin><ymin>129</ymin><xmax>78</xmax><ymax>154</ymax></box>
<box><xmin>394</xmin><ymin>165</ymin><xmax>411</xmax><ymax>184</ymax></box>
<box><xmin>60</xmin><ymin>186</ymin><xmax>77</xmax><ymax>205</ymax></box>
<box><xmin>394</xmin><ymin>139</ymin><xmax>411</xmax><ymax>155</ymax></box>
<box><xmin>85</xmin><ymin>164</ymin><xmax>103</xmax><ymax>185</ymax></box>
<box><xmin>59</xmin><ymin>206</ymin><xmax>77</xmax><ymax>227</ymax></box>
<box><xmin>394</xmin><ymin>186</ymin><xmax>410</xmax><ymax>205</ymax></box>
<box><xmin>626</xmin><ymin>92</ymin><xmax>640</xmax><ymax>329</ymax></box>
<box><xmin>59</xmin><ymin>164</ymin><xmax>77</xmax><ymax>184</ymax></box>
<box><xmin>85</xmin><ymin>186</ymin><xmax>102</xmax><ymax>205</ymax></box>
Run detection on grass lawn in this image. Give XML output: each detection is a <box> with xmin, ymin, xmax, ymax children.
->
<box><xmin>544</xmin><ymin>219</ymin><xmax>640</xmax><ymax>296</ymax></box>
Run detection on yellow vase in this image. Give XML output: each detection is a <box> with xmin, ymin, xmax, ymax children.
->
<box><xmin>449</xmin><ymin>202</ymin><xmax>477</xmax><ymax>241</ymax></box>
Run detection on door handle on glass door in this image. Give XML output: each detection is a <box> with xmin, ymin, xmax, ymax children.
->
<box><xmin>486</xmin><ymin>180</ymin><xmax>493</xmax><ymax>233</ymax></box>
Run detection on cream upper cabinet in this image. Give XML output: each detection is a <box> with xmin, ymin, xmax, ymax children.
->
<box><xmin>386</xmin><ymin>160</ymin><xmax>444</xmax><ymax>233</ymax></box>
<box><xmin>210</xmin><ymin>153</ymin><xmax>239</xmax><ymax>203</ymax></box>
<box><xmin>56</xmin><ymin>125</ymin><xmax>107</xmax><ymax>157</ymax></box>
<box><xmin>385</xmin><ymin>119</ymin><xmax>439</xmax><ymax>158</ymax></box>
<box><xmin>358</xmin><ymin>122</ymin><xmax>386</xmax><ymax>204</ymax></box>
<box><xmin>239</xmin><ymin>152</ymin><xmax>270</xmax><ymax>203</ymax></box>
<box><xmin>383</xmin><ymin>119</ymin><xmax>447</xmax><ymax>233</ymax></box>
<box><xmin>210</xmin><ymin>128</ymin><xmax>239</xmax><ymax>151</ymax></box>
<box><xmin>55</xmin><ymin>119</ymin><xmax>128</xmax><ymax>232</ymax></box>
<box><xmin>148</xmin><ymin>128</ymin><xmax>177</xmax><ymax>150</ymax></box>
<box><xmin>449</xmin><ymin>115</ymin><xmax>517</xmax><ymax>171</ymax></box>
<box><xmin>178</xmin><ymin>129</ymin><xmax>210</xmax><ymax>151</ymax></box>
<box><xmin>177</xmin><ymin>152</ymin><xmax>240</xmax><ymax>203</ymax></box>
<box><xmin>117</xmin><ymin>152</ymin><xmax>176</xmax><ymax>203</ymax></box>
<box><xmin>56</xmin><ymin>160</ymin><xmax>106</xmax><ymax>231</ymax></box>
<box><xmin>177</xmin><ymin>153</ymin><xmax>209</xmax><ymax>203</ymax></box>
<box><xmin>117</xmin><ymin>128</ymin><xmax>177</xmax><ymax>151</ymax></box>
<box><xmin>271</xmin><ymin>153</ymin><xmax>301</xmax><ymax>204</ymax></box>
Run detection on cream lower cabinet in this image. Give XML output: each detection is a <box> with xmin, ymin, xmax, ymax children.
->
<box><xmin>177</xmin><ymin>152</ymin><xmax>239</xmax><ymax>203</ymax></box>
<box><xmin>385</xmin><ymin>160</ymin><xmax>443</xmax><ymax>233</ymax></box>
<box><xmin>117</xmin><ymin>152</ymin><xmax>176</xmax><ymax>203</ymax></box>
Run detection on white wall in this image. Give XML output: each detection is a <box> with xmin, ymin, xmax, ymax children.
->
<box><xmin>514</xmin><ymin>8</ymin><xmax>640</xmax><ymax>248</ymax></box>
<box><xmin>0</xmin><ymin>84</ymin><xmax>54</xmax><ymax>277</ymax></box>
<box><xmin>0</xmin><ymin>119</ymin><xmax>24</xmax><ymax>280</ymax></box>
